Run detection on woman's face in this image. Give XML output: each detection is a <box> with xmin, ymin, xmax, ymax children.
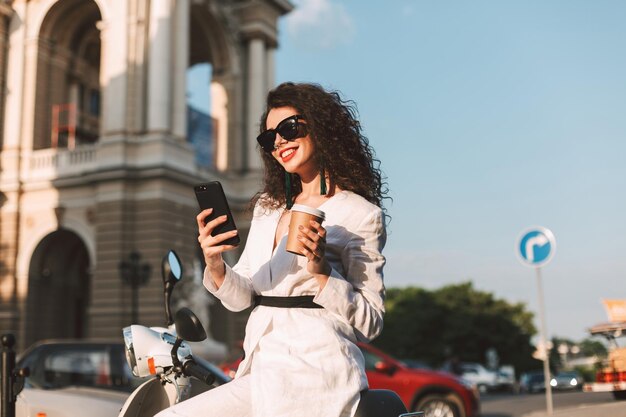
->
<box><xmin>266</xmin><ymin>106</ymin><xmax>317</xmax><ymax>178</ymax></box>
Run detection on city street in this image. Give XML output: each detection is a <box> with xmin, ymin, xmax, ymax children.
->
<box><xmin>482</xmin><ymin>391</ymin><xmax>626</xmax><ymax>417</ymax></box>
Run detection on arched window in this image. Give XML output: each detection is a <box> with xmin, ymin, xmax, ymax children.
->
<box><xmin>37</xmin><ymin>0</ymin><xmax>102</xmax><ymax>150</ymax></box>
<box><xmin>25</xmin><ymin>229</ymin><xmax>90</xmax><ymax>346</ymax></box>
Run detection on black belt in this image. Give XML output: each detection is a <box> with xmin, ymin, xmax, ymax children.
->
<box><xmin>254</xmin><ymin>295</ymin><xmax>323</xmax><ymax>309</ymax></box>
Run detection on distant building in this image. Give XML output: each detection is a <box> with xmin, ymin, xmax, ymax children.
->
<box><xmin>0</xmin><ymin>0</ymin><xmax>292</xmax><ymax>353</ymax></box>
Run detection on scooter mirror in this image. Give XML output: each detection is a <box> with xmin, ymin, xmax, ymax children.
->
<box><xmin>163</xmin><ymin>250</ymin><xmax>183</xmax><ymax>326</ymax></box>
<box><xmin>174</xmin><ymin>307</ymin><xmax>207</xmax><ymax>342</ymax></box>
<box><xmin>168</xmin><ymin>251</ymin><xmax>182</xmax><ymax>280</ymax></box>
<box><xmin>163</xmin><ymin>250</ymin><xmax>183</xmax><ymax>284</ymax></box>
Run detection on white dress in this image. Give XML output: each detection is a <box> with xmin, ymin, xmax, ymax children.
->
<box><xmin>205</xmin><ymin>190</ymin><xmax>386</xmax><ymax>417</ymax></box>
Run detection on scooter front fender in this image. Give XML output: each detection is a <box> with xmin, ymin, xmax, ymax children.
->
<box><xmin>118</xmin><ymin>378</ymin><xmax>171</xmax><ymax>417</ymax></box>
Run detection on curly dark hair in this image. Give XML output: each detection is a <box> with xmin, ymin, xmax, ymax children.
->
<box><xmin>253</xmin><ymin>82</ymin><xmax>388</xmax><ymax>213</ymax></box>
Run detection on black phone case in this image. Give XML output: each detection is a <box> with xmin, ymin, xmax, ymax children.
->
<box><xmin>194</xmin><ymin>182</ymin><xmax>240</xmax><ymax>246</ymax></box>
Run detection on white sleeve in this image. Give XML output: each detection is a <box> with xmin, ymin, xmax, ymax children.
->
<box><xmin>203</xmin><ymin>243</ymin><xmax>255</xmax><ymax>312</ymax></box>
<box><xmin>313</xmin><ymin>207</ymin><xmax>386</xmax><ymax>342</ymax></box>
<box><xmin>203</xmin><ymin>206</ymin><xmax>260</xmax><ymax>312</ymax></box>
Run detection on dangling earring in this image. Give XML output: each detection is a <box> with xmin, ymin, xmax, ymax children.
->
<box><xmin>285</xmin><ymin>172</ymin><xmax>294</xmax><ymax>209</ymax></box>
<box><xmin>320</xmin><ymin>166</ymin><xmax>327</xmax><ymax>196</ymax></box>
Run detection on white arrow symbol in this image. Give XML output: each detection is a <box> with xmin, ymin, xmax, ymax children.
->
<box><xmin>525</xmin><ymin>234</ymin><xmax>549</xmax><ymax>262</ymax></box>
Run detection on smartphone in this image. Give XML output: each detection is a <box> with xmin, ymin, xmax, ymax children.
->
<box><xmin>194</xmin><ymin>181</ymin><xmax>240</xmax><ymax>246</ymax></box>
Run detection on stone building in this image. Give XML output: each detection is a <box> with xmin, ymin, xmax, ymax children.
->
<box><xmin>0</xmin><ymin>0</ymin><xmax>292</xmax><ymax>354</ymax></box>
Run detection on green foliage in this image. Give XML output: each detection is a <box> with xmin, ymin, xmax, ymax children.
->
<box><xmin>549</xmin><ymin>336</ymin><xmax>608</xmax><ymax>375</ymax></box>
<box><xmin>573</xmin><ymin>365</ymin><xmax>596</xmax><ymax>382</ymax></box>
<box><xmin>374</xmin><ymin>282</ymin><xmax>540</xmax><ymax>374</ymax></box>
<box><xmin>578</xmin><ymin>338</ymin><xmax>608</xmax><ymax>358</ymax></box>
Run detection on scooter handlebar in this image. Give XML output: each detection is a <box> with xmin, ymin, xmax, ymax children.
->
<box><xmin>182</xmin><ymin>359</ymin><xmax>216</xmax><ymax>386</ymax></box>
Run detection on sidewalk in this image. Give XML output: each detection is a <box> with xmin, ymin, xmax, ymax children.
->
<box><xmin>523</xmin><ymin>401</ymin><xmax>626</xmax><ymax>417</ymax></box>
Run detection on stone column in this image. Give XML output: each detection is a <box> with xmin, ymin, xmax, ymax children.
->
<box><xmin>211</xmin><ymin>81</ymin><xmax>228</xmax><ymax>171</ymax></box>
<box><xmin>2</xmin><ymin>3</ymin><xmax>27</xmax><ymax>154</ymax></box>
<box><xmin>0</xmin><ymin>3</ymin><xmax>13</xmax><ymax>148</ymax></box>
<box><xmin>266</xmin><ymin>46</ymin><xmax>275</xmax><ymax>93</ymax></box>
<box><xmin>18</xmin><ymin>37</ymin><xmax>38</xmax><ymax>155</ymax></box>
<box><xmin>171</xmin><ymin>0</ymin><xmax>189</xmax><ymax>140</ymax></box>
<box><xmin>147</xmin><ymin>0</ymin><xmax>172</xmax><ymax>134</ymax></box>
<box><xmin>126</xmin><ymin>0</ymin><xmax>149</xmax><ymax>134</ymax></box>
<box><xmin>246</xmin><ymin>37</ymin><xmax>265</xmax><ymax>170</ymax></box>
<box><xmin>98</xmin><ymin>1</ymin><xmax>129</xmax><ymax>138</ymax></box>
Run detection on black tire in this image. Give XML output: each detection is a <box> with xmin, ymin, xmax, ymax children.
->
<box><xmin>415</xmin><ymin>394</ymin><xmax>462</xmax><ymax>417</ymax></box>
<box><xmin>613</xmin><ymin>391</ymin><xmax>626</xmax><ymax>400</ymax></box>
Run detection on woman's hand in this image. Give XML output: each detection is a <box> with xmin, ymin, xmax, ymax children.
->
<box><xmin>197</xmin><ymin>208</ymin><xmax>239</xmax><ymax>286</ymax></box>
<box><xmin>298</xmin><ymin>220</ymin><xmax>331</xmax><ymax>287</ymax></box>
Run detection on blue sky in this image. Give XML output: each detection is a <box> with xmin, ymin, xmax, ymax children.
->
<box><xmin>273</xmin><ymin>0</ymin><xmax>626</xmax><ymax>342</ymax></box>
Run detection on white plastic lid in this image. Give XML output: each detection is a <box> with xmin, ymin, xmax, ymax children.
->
<box><xmin>290</xmin><ymin>204</ymin><xmax>325</xmax><ymax>220</ymax></box>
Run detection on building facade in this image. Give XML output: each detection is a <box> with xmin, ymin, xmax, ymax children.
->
<box><xmin>0</xmin><ymin>0</ymin><xmax>292</xmax><ymax>353</ymax></box>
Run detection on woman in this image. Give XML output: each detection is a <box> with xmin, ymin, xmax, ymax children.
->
<box><xmin>158</xmin><ymin>82</ymin><xmax>388</xmax><ymax>417</ymax></box>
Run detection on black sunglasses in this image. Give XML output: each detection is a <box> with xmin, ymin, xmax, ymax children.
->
<box><xmin>257</xmin><ymin>115</ymin><xmax>308</xmax><ymax>152</ymax></box>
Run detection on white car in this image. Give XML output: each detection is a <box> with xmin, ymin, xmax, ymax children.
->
<box><xmin>9</xmin><ymin>340</ymin><xmax>143</xmax><ymax>417</ymax></box>
<box><xmin>459</xmin><ymin>363</ymin><xmax>498</xmax><ymax>393</ymax></box>
<box><xmin>495</xmin><ymin>365</ymin><xmax>516</xmax><ymax>392</ymax></box>
<box><xmin>17</xmin><ymin>386</ymin><xmax>129</xmax><ymax>417</ymax></box>
<box><xmin>9</xmin><ymin>339</ymin><xmax>229</xmax><ymax>417</ymax></box>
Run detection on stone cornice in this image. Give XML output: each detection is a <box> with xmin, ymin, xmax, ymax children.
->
<box><xmin>268</xmin><ymin>0</ymin><xmax>294</xmax><ymax>16</ymax></box>
<box><xmin>233</xmin><ymin>0</ymin><xmax>294</xmax><ymax>46</ymax></box>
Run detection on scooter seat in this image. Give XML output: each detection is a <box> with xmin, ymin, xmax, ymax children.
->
<box><xmin>354</xmin><ymin>389</ymin><xmax>409</xmax><ymax>417</ymax></box>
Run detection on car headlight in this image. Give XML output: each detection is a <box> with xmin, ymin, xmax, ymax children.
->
<box><xmin>123</xmin><ymin>326</ymin><xmax>139</xmax><ymax>377</ymax></box>
<box><xmin>570</xmin><ymin>378</ymin><xmax>578</xmax><ymax>386</ymax></box>
<box><xmin>550</xmin><ymin>378</ymin><xmax>557</xmax><ymax>387</ymax></box>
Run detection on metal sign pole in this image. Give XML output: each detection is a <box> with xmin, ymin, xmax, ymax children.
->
<box><xmin>1</xmin><ymin>334</ymin><xmax>16</xmax><ymax>417</ymax></box>
<box><xmin>536</xmin><ymin>267</ymin><xmax>553</xmax><ymax>415</ymax></box>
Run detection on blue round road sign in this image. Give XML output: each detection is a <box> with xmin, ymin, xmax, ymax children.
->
<box><xmin>518</xmin><ymin>227</ymin><xmax>556</xmax><ymax>268</ymax></box>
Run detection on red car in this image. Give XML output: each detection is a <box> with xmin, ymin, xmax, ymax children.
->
<box><xmin>221</xmin><ymin>342</ymin><xmax>479</xmax><ymax>417</ymax></box>
<box><xmin>360</xmin><ymin>343</ymin><xmax>480</xmax><ymax>417</ymax></box>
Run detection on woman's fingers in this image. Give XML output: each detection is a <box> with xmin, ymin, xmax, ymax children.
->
<box><xmin>299</xmin><ymin>239</ymin><xmax>320</xmax><ymax>258</ymax></box>
<box><xmin>201</xmin><ymin>242</ymin><xmax>238</xmax><ymax>256</ymax></box>
<box><xmin>199</xmin><ymin>228</ymin><xmax>238</xmax><ymax>249</ymax></box>
<box><xmin>196</xmin><ymin>208</ymin><xmax>213</xmax><ymax>229</ymax></box>
<box><xmin>197</xmin><ymin>210</ymin><xmax>238</xmax><ymax>262</ymax></box>
<box><xmin>212</xmin><ymin>229</ymin><xmax>239</xmax><ymax>245</ymax></box>
<box><xmin>309</xmin><ymin>220</ymin><xmax>327</xmax><ymax>238</ymax></box>
<box><xmin>298</xmin><ymin>233</ymin><xmax>324</xmax><ymax>255</ymax></box>
<box><xmin>199</xmin><ymin>233</ymin><xmax>237</xmax><ymax>267</ymax></box>
<box><xmin>298</xmin><ymin>221</ymin><xmax>327</xmax><ymax>261</ymax></box>
<box><xmin>197</xmin><ymin>210</ymin><xmax>230</xmax><ymax>238</ymax></box>
<box><xmin>202</xmin><ymin>215</ymin><xmax>230</xmax><ymax>234</ymax></box>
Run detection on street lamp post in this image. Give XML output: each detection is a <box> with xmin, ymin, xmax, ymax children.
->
<box><xmin>119</xmin><ymin>251</ymin><xmax>151</xmax><ymax>324</ymax></box>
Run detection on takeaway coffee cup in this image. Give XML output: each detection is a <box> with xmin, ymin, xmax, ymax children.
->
<box><xmin>286</xmin><ymin>204</ymin><xmax>326</xmax><ymax>256</ymax></box>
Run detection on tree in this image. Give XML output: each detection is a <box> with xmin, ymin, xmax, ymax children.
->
<box><xmin>578</xmin><ymin>338</ymin><xmax>608</xmax><ymax>358</ymax></box>
<box><xmin>374</xmin><ymin>282</ymin><xmax>540</xmax><ymax>374</ymax></box>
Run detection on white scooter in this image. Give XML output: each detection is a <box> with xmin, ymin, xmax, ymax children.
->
<box><xmin>118</xmin><ymin>250</ymin><xmax>226</xmax><ymax>417</ymax></box>
<box><xmin>117</xmin><ymin>250</ymin><xmax>423</xmax><ymax>417</ymax></box>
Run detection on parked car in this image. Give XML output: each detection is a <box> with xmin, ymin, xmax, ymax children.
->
<box><xmin>12</xmin><ymin>339</ymin><xmax>140</xmax><ymax>417</ymax></box>
<box><xmin>11</xmin><ymin>339</ymin><xmax>229</xmax><ymax>417</ymax></box>
<box><xmin>360</xmin><ymin>343</ymin><xmax>480</xmax><ymax>417</ymax></box>
<box><xmin>550</xmin><ymin>371</ymin><xmax>584</xmax><ymax>391</ymax></box>
<box><xmin>519</xmin><ymin>370</ymin><xmax>546</xmax><ymax>393</ymax></box>
<box><xmin>401</xmin><ymin>359</ymin><xmax>432</xmax><ymax>370</ymax></box>
<box><xmin>458</xmin><ymin>362</ymin><xmax>498</xmax><ymax>393</ymax></box>
<box><xmin>495</xmin><ymin>365</ymin><xmax>516</xmax><ymax>392</ymax></box>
